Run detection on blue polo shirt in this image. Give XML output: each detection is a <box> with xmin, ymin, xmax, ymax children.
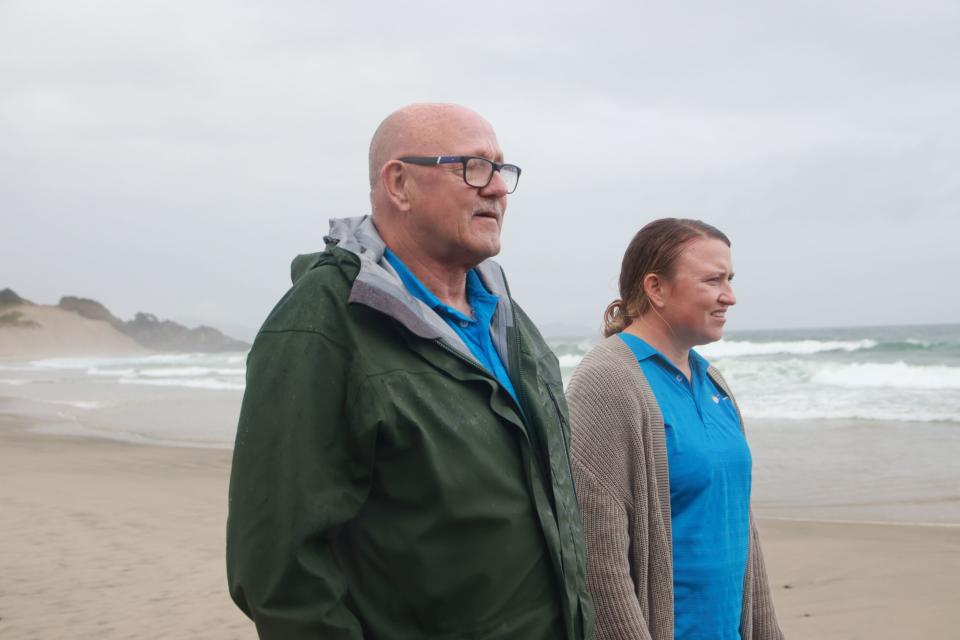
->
<box><xmin>384</xmin><ymin>248</ymin><xmax>518</xmax><ymax>403</ymax></box>
<box><xmin>619</xmin><ymin>333</ymin><xmax>752</xmax><ymax>640</ymax></box>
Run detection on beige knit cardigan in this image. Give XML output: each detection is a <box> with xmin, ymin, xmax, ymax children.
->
<box><xmin>566</xmin><ymin>336</ymin><xmax>784</xmax><ymax>640</ymax></box>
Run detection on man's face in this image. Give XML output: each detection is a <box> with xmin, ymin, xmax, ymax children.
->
<box><xmin>403</xmin><ymin>114</ymin><xmax>509</xmax><ymax>268</ymax></box>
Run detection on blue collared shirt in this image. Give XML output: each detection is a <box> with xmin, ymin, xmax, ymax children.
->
<box><xmin>619</xmin><ymin>333</ymin><xmax>752</xmax><ymax>640</ymax></box>
<box><xmin>384</xmin><ymin>248</ymin><xmax>518</xmax><ymax>403</ymax></box>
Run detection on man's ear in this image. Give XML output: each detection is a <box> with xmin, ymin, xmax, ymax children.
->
<box><xmin>643</xmin><ymin>273</ymin><xmax>667</xmax><ymax>309</ymax></box>
<box><xmin>380</xmin><ymin>160</ymin><xmax>412</xmax><ymax>212</ymax></box>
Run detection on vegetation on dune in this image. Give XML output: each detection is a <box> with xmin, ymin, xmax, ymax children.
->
<box><xmin>0</xmin><ymin>288</ymin><xmax>31</xmax><ymax>307</ymax></box>
<box><xmin>0</xmin><ymin>310</ymin><xmax>40</xmax><ymax>329</ymax></box>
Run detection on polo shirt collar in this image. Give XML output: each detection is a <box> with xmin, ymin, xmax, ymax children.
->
<box><xmin>619</xmin><ymin>332</ymin><xmax>712</xmax><ymax>370</ymax></box>
<box><xmin>688</xmin><ymin>347</ymin><xmax>711</xmax><ymax>370</ymax></box>
<box><xmin>383</xmin><ymin>248</ymin><xmax>499</xmax><ymax>325</ymax></box>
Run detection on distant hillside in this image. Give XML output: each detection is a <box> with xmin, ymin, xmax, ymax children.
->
<box><xmin>56</xmin><ymin>295</ymin><xmax>249</xmax><ymax>352</ymax></box>
<box><xmin>121</xmin><ymin>312</ymin><xmax>250</xmax><ymax>352</ymax></box>
<box><xmin>0</xmin><ymin>288</ymin><xmax>250</xmax><ymax>355</ymax></box>
<box><xmin>0</xmin><ymin>301</ymin><xmax>145</xmax><ymax>360</ymax></box>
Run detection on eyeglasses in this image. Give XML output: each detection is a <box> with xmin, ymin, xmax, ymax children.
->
<box><xmin>398</xmin><ymin>156</ymin><xmax>522</xmax><ymax>194</ymax></box>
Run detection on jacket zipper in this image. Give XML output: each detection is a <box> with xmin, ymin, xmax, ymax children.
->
<box><xmin>545</xmin><ymin>383</ymin><xmax>585</xmax><ymax>572</ymax></box>
<box><xmin>545</xmin><ymin>385</ymin><xmax>575</xmax><ymax>474</ymax></box>
<box><xmin>511</xmin><ymin>326</ymin><xmax>530</xmax><ymax>418</ymax></box>
<box><xmin>510</xmin><ymin>324</ymin><xmax>573</xmax><ymax>593</ymax></box>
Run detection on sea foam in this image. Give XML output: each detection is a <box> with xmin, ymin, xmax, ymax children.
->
<box><xmin>557</xmin><ymin>354</ymin><xmax>584</xmax><ymax>369</ymax></box>
<box><xmin>117</xmin><ymin>377</ymin><xmax>245</xmax><ymax>391</ymax></box>
<box><xmin>699</xmin><ymin>339</ymin><xmax>878</xmax><ymax>358</ymax></box>
<box><xmin>811</xmin><ymin>361</ymin><xmax>960</xmax><ymax>390</ymax></box>
<box><xmin>137</xmin><ymin>367</ymin><xmax>246</xmax><ymax>378</ymax></box>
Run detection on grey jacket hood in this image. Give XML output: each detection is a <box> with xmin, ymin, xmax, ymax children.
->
<box><xmin>309</xmin><ymin>215</ymin><xmax>517</xmax><ymax>369</ymax></box>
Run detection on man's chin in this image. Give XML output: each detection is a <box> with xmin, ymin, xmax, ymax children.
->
<box><xmin>469</xmin><ymin>233</ymin><xmax>502</xmax><ymax>260</ymax></box>
<box><xmin>472</xmin><ymin>247</ymin><xmax>501</xmax><ymax>264</ymax></box>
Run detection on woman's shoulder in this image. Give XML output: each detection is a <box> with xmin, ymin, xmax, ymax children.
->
<box><xmin>566</xmin><ymin>334</ymin><xmax>657</xmax><ymax>429</ymax></box>
<box><xmin>568</xmin><ymin>335</ymin><xmax>644</xmax><ymax>394</ymax></box>
<box><xmin>566</xmin><ymin>335</ymin><xmax>659</xmax><ymax>485</ymax></box>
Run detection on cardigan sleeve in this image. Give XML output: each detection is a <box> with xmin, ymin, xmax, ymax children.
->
<box><xmin>568</xmin><ymin>352</ymin><xmax>660</xmax><ymax>640</ymax></box>
<box><xmin>572</xmin><ymin>461</ymin><xmax>655</xmax><ymax>640</ymax></box>
<box><xmin>748</xmin><ymin>518</ymin><xmax>785</xmax><ymax>639</ymax></box>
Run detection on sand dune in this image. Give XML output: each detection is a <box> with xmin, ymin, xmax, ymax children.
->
<box><xmin>0</xmin><ymin>304</ymin><xmax>146</xmax><ymax>359</ymax></box>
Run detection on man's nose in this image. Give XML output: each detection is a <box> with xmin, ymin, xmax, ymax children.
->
<box><xmin>480</xmin><ymin>170</ymin><xmax>509</xmax><ymax>198</ymax></box>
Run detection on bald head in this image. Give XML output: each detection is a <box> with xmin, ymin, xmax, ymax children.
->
<box><xmin>366</xmin><ymin>102</ymin><xmax>509</xmax><ymax>272</ymax></box>
<box><xmin>368</xmin><ymin>103</ymin><xmax>496</xmax><ymax>189</ymax></box>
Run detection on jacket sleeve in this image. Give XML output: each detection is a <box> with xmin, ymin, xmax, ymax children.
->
<box><xmin>568</xmin><ymin>375</ymin><xmax>655</xmax><ymax>640</ymax></box>
<box><xmin>226</xmin><ymin>329</ymin><xmax>378</xmax><ymax>639</ymax></box>
<box><xmin>747</xmin><ymin>516</ymin><xmax>785</xmax><ymax>639</ymax></box>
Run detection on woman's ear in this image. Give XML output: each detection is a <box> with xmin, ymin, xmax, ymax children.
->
<box><xmin>643</xmin><ymin>273</ymin><xmax>667</xmax><ymax>309</ymax></box>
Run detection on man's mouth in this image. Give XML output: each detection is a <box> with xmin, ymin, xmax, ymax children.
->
<box><xmin>473</xmin><ymin>210</ymin><xmax>501</xmax><ymax>221</ymax></box>
<box><xmin>710</xmin><ymin>310</ymin><xmax>726</xmax><ymax>320</ymax></box>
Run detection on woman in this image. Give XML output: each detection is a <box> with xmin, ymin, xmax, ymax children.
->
<box><xmin>567</xmin><ymin>219</ymin><xmax>783</xmax><ymax>640</ymax></box>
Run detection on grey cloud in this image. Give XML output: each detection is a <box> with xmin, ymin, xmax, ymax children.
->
<box><xmin>1</xmin><ymin>0</ymin><xmax>957</xmax><ymax>335</ymax></box>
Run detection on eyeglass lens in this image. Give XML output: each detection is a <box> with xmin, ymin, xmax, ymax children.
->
<box><xmin>464</xmin><ymin>158</ymin><xmax>519</xmax><ymax>193</ymax></box>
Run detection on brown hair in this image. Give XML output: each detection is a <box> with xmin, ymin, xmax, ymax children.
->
<box><xmin>602</xmin><ymin>218</ymin><xmax>731</xmax><ymax>337</ymax></box>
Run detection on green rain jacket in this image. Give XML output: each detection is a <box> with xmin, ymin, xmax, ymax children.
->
<box><xmin>227</xmin><ymin>216</ymin><xmax>593</xmax><ymax>640</ymax></box>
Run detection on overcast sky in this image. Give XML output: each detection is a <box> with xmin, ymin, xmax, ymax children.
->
<box><xmin>2</xmin><ymin>0</ymin><xmax>958</xmax><ymax>340</ymax></box>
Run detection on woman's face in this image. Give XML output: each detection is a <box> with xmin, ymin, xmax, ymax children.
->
<box><xmin>658</xmin><ymin>237</ymin><xmax>736</xmax><ymax>348</ymax></box>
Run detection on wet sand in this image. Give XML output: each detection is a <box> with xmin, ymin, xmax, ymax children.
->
<box><xmin>2</xmin><ymin>413</ymin><xmax>959</xmax><ymax>639</ymax></box>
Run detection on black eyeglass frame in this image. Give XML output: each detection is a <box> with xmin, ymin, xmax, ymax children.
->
<box><xmin>398</xmin><ymin>155</ymin><xmax>522</xmax><ymax>193</ymax></box>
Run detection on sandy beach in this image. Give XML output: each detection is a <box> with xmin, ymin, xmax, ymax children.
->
<box><xmin>760</xmin><ymin>518</ymin><xmax>960</xmax><ymax>639</ymax></box>
<box><xmin>0</xmin><ymin>413</ymin><xmax>252</xmax><ymax>640</ymax></box>
<box><xmin>1</xmin><ymin>409</ymin><xmax>958</xmax><ymax>639</ymax></box>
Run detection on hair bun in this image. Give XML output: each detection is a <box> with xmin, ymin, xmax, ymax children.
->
<box><xmin>602</xmin><ymin>299</ymin><xmax>630</xmax><ymax>337</ymax></box>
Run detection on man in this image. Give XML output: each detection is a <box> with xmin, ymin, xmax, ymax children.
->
<box><xmin>227</xmin><ymin>103</ymin><xmax>593</xmax><ymax>640</ymax></box>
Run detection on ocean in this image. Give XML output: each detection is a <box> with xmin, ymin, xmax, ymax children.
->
<box><xmin>2</xmin><ymin>324</ymin><xmax>959</xmax><ymax>441</ymax></box>
<box><xmin>2</xmin><ymin>323</ymin><xmax>959</xmax><ymax>524</ymax></box>
<box><xmin>552</xmin><ymin>323</ymin><xmax>960</xmax><ymax>424</ymax></box>
<box><xmin>548</xmin><ymin>324</ymin><xmax>960</xmax><ymax>525</ymax></box>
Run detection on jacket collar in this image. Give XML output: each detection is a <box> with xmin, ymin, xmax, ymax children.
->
<box><xmin>323</xmin><ymin>215</ymin><xmax>516</xmax><ymax>370</ymax></box>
